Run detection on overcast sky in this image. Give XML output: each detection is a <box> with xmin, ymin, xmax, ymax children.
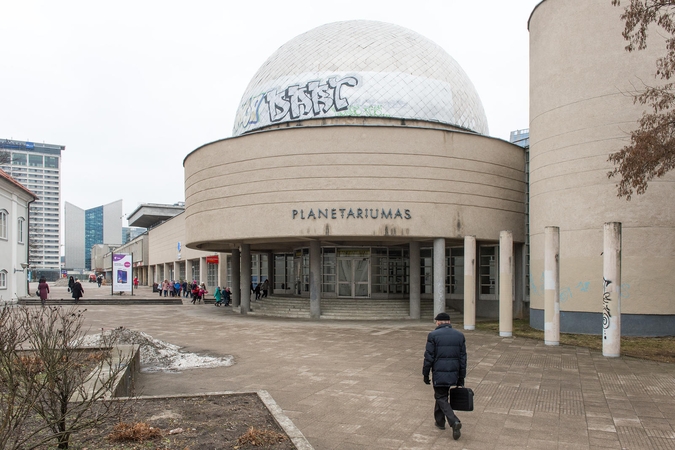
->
<box><xmin>0</xmin><ymin>0</ymin><xmax>541</xmax><ymax>225</ymax></box>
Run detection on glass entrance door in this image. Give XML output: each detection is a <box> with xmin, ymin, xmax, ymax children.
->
<box><xmin>337</xmin><ymin>257</ymin><xmax>370</xmax><ymax>298</ymax></box>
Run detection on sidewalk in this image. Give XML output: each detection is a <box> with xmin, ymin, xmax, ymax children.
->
<box><xmin>69</xmin><ymin>303</ymin><xmax>675</xmax><ymax>449</ymax></box>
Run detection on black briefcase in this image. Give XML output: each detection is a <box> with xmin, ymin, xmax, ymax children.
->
<box><xmin>449</xmin><ymin>387</ymin><xmax>474</xmax><ymax>411</ymax></box>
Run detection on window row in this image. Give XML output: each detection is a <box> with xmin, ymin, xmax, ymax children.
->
<box><xmin>0</xmin><ymin>210</ymin><xmax>25</xmax><ymax>243</ymax></box>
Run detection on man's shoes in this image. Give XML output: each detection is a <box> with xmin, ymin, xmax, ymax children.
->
<box><xmin>451</xmin><ymin>421</ymin><xmax>462</xmax><ymax>440</ymax></box>
<box><xmin>435</xmin><ymin>422</ymin><xmax>446</xmax><ymax>430</ymax></box>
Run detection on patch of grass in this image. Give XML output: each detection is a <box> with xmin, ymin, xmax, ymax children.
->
<box><xmin>236</xmin><ymin>426</ymin><xmax>288</xmax><ymax>447</ymax></box>
<box><xmin>474</xmin><ymin>319</ymin><xmax>675</xmax><ymax>363</ymax></box>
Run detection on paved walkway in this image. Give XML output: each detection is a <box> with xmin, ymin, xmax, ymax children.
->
<box><xmin>31</xmin><ymin>283</ymin><xmax>675</xmax><ymax>449</ymax></box>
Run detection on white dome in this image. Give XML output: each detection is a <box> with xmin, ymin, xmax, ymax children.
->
<box><xmin>232</xmin><ymin>20</ymin><xmax>489</xmax><ymax>136</ymax></box>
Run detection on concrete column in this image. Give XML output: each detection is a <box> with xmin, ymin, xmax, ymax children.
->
<box><xmin>163</xmin><ymin>263</ymin><xmax>170</xmax><ymax>282</ymax></box>
<box><xmin>149</xmin><ymin>265</ymin><xmax>155</xmax><ymax>284</ymax></box>
<box><xmin>309</xmin><ymin>240</ymin><xmax>321</xmax><ymax>319</ymax></box>
<box><xmin>199</xmin><ymin>257</ymin><xmax>207</xmax><ymax>285</ymax></box>
<box><xmin>464</xmin><ymin>236</ymin><xmax>476</xmax><ymax>330</ymax></box>
<box><xmin>173</xmin><ymin>262</ymin><xmax>179</xmax><ymax>281</ymax></box>
<box><xmin>544</xmin><ymin>226</ymin><xmax>560</xmax><ymax>346</ymax></box>
<box><xmin>185</xmin><ymin>260</ymin><xmax>193</xmax><ymax>282</ymax></box>
<box><xmin>218</xmin><ymin>253</ymin><xmax>228</xmax><ymax>288</ymax></box>
<box><xmin>433</xmin><ymin>238</ymin><xmax>446</xmax><ymax>319</ymax></box>
<box><xmin>409</xmin><ymin>241</ymin><xmax>421</xmax><ymax>319</ymax></box>
<box><xmin>499</xmin><ymin>231</ymin><xmax>513</xmax><ymax>337</ymax></box>
<box><xmin>603</xmin><ymin>222</ymin><xmax>622</xmax><ymax>357</ymax></box>
<box><xmin>231</xmin><ymin>248</ymin><xmax>240</xmax><ymax>308</ymax></box>
<box><xmin>240</xmin><ymin>244</ymin><xmax>251</xmax><ymax>314</ymax></box>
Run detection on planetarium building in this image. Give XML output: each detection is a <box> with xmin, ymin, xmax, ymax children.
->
<box><xmin>183</xmin><ymin>21</ymin><xmax>527</xmax><ymax>319</ymax></box>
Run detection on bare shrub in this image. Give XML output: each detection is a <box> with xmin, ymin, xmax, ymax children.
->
<box><xmin>236</xmin><ymin>426</ymin><xmax>288</xmax><ymax>447</ymax></box>
<box><xmin>107</xmin><ymin>422</ymin><xmax>162</xmax><ymax>442</ymax></box>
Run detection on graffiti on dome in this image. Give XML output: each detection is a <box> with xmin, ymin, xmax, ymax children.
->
<box><xmin>235</xmin><ymin>75</ymin><xmax>361</xmax><ymax>132</ymax></box>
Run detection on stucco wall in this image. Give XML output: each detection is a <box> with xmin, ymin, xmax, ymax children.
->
<box><xmin>529</xmin><ymin>0</ymin><xmax>675</xmax><ymax>317</ymax></box>
<box><xmin>184</xmin><ymin>125</ymin><xmax>526</xmax><ymax>251</ymax></box>
<box><xmin>147</xmin><ymin>212</ymin><xmax>216</xmax><ymax>265</ymax></box>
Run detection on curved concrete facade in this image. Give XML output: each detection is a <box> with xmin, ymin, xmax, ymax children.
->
<box><xmin>529</xmin><ymin>0</ymin><xmax>675</xmax><ymax>334</ymax></box>
<box><xmin>184</xmin><ymin>123</ymin><xmax>525</xmax><ymax>251</ymax></box>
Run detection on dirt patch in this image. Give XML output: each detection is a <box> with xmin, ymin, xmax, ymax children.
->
<box><xmin>74</xmin><ymin>393</ymin><xmax>296</xmax><ymax>449</ymax></box>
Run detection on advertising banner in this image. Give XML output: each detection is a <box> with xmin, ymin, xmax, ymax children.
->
<box><xmin>112</xmin><ymin>253</ymin><xmax>133</xmax><ymax>293</ymax></box>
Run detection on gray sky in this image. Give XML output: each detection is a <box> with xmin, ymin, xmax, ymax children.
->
<box><xmin>0</xmin><ymin>0</ymin><xmax>541</xmax><ymax>224</ymax></box>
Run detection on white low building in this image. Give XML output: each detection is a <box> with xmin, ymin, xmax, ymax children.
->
<box><xmin>0</xmin><ymin>168</ymin><xmax>37</xmax><ymax>302</ymax></box>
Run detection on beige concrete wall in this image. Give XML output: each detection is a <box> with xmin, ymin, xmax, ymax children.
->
<box><xmin>184</xmin><ymin>125</ymin><xmax>526</xmax><ymax>251</ymax></box>
<box><xmin>529</xmin><ymin>0</ymin><xmax>675</xmax><ymax>315</ymax></box>
<box><xmin>148</xmin><ymin>213</ymin><xmax>217</xmax><ymax>265</ymax></box>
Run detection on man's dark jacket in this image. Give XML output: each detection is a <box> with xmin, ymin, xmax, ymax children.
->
<box><xmin>423</xmin><ymin>324</ymin><xmax>467</xmax><ymax>387</ymax></box>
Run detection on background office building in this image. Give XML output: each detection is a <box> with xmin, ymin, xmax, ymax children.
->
<box><xmin>0</xmin><ymin>138</ymin><xmax>64</xmax><ymax>281</ymax></box>
<box><xmin>64</xmin><ymin>199</ymin><xmax>123</xmax><ymax>272</ymax></box>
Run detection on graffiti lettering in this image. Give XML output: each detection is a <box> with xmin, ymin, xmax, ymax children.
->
<box><xmin>336</xmin><ymin>104</ymin><xmax>387</xmax><ymax>117</ymax></box>
<box><xmin>560</xmin><ymin>287</ymin><xmax>572</xmax><ymax>303</ymax></box>
<box><xmin>602</xmin><ymin>277</ymin><xmax>612</xmax><ymax>334</ymax></box>
<box><xmin>264</xmin><ymin>76</ymin><xmax>360</xmax><ymax>123</ymax></box>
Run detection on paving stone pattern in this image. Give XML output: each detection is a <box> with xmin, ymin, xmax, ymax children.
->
<box><xmin>51</xmin><ymin>285</ymin><xmax>675</xmax><ymax>449</ymax></box>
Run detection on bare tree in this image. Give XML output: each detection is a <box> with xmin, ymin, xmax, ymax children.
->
<box><xmin>0</xmin><ymin>306</ymin><xmax>47</xmax><ymax>450</ymax></box>
<box><xmin>0</xmin><ymin>151</ymin><xmax>9</xmax><ymax>166</ymax></box>
<box><xmin>608</xmin><ymin>0</ymin><xmax>675</xmax><ymax>199</ymax></box>
<box><xmin>0</xmin><ymin>306</ymin><xmax>135</xmax><ymax>449</ymax></box>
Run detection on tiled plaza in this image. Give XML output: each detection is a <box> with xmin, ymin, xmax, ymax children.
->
<box><xmin>59</xmin><ymin>285</ymin><xmax>675</xmax><ymax>449</ymax></box>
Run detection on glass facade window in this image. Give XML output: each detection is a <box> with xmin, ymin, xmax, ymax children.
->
<box><xmin>12</xmin><ymin>153</ymin><xmax>26</xmax><ymax>166</ymax></box>
<box><xmin>273</xmin><ymin>253</ymin><xmax>294</xmax><ymax>292</ymax></box>
<box><xmin>448</xmin><ymin>247</ymin><xmax>464</xmax><ymax>295</ymax></box>
<box><xmin>371</xmin><ymin>247</ymin><xmax>388</xmax><ymax>294</ymax></box>
<box><xmin>479</xmin><ymin>246</ymin><xmax>498</xmax><ymax>296</ymax></box>
<box><xmin>322</xmin><ymin>248</ymin><xmax>336</xmax><ymax>293</ymax></box>
<box><xmin>420</xmin><ymin>248</ymin><xmax>432</xmax><ymax>294</ymax></box>
<box><xmin>249</xmin><ymin>254</ymin><xmax>269</xmax><ymax>287</ymax></box>
<box><xmin>191</xmin><ymin>261</ymin><xmax>200</xmax><ymax>282</ymax></box>
<box><xmin>178</xmin><ymin>261</ymin><xmax>185</xmax><ymax>281</ymax></box>
<box><xmin>84</xmin><ymin>206</ymin><xmax>103</xmax><ymax>271</ymax></box>
<box><xmin>17</xmin><ymin>217</ymin><xmax>24</xmax><ymax>243</ymax></box>
<box><xmin>226</xmin><ymin>256</ymin><xmax>232</xmax><ymax>288</ymax></box>
<box><xmin>0</xmin><ymin>270</ymin><xmax>6</xmax><ymax>289</ymax></box>
<box><xmin>0</xmin><ymin>210</ymin><xmax>7</xmax><ymax>239</ymax></box>
<box><xmin>388</xmin><ymin>248</ymin><xmax>409</xmax><ymax>295</ymax></box>
<box><xmin>207</xmin><ymin>262</ymin><xmax>218</xmax><ymax>287</ymax></box>
<box><xmin>302</xmin><ymin>248</ymin><xmax>309</xmax><ymax>292</ymax></box>
<box><xmin>44</xmin><ymin>156</ymin><xmax>58</xmax><ymax>168</ymax></box>
<box><xmin>28</xmin><ymin>154</ymin><xmax>43</xmax><ymax>167</ymax></box>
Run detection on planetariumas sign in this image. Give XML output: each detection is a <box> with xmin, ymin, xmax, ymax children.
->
<box><xmin>292</xmin><ymin>207</ymin><xmax>412</xmax><ymax>220</ymax></box>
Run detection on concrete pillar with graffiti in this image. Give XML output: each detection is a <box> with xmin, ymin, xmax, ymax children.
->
<box><xmin>544</xmin><ymin>226</ymin><xmax>560</xmax><ymax>346</ymax></box>
<box><xmin>499</xmin><ymin>231</ymin><xmax>513</xmax><ymax>337</ymax></box>
<box><xmin>603</xmin><ymin>222</ymin><xmax>622</xmax><ymax>357</ymax></box>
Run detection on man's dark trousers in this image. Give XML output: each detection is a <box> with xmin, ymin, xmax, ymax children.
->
<box><xmin>434</xmin><ymin>386</ymin><xmax>459</xmax><ymax>427</ymax></box>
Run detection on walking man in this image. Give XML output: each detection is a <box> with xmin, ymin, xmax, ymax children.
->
<box><xmin>423</xmin><ymin>312</ymin><xmax>467</xmax><ymax>440</ymax></box>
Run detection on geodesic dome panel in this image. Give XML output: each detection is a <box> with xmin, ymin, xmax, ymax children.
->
<box><xmin>232</xmin><ymin>20</ymin><xmax>489</xmax><ymax>136</ymax></box>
